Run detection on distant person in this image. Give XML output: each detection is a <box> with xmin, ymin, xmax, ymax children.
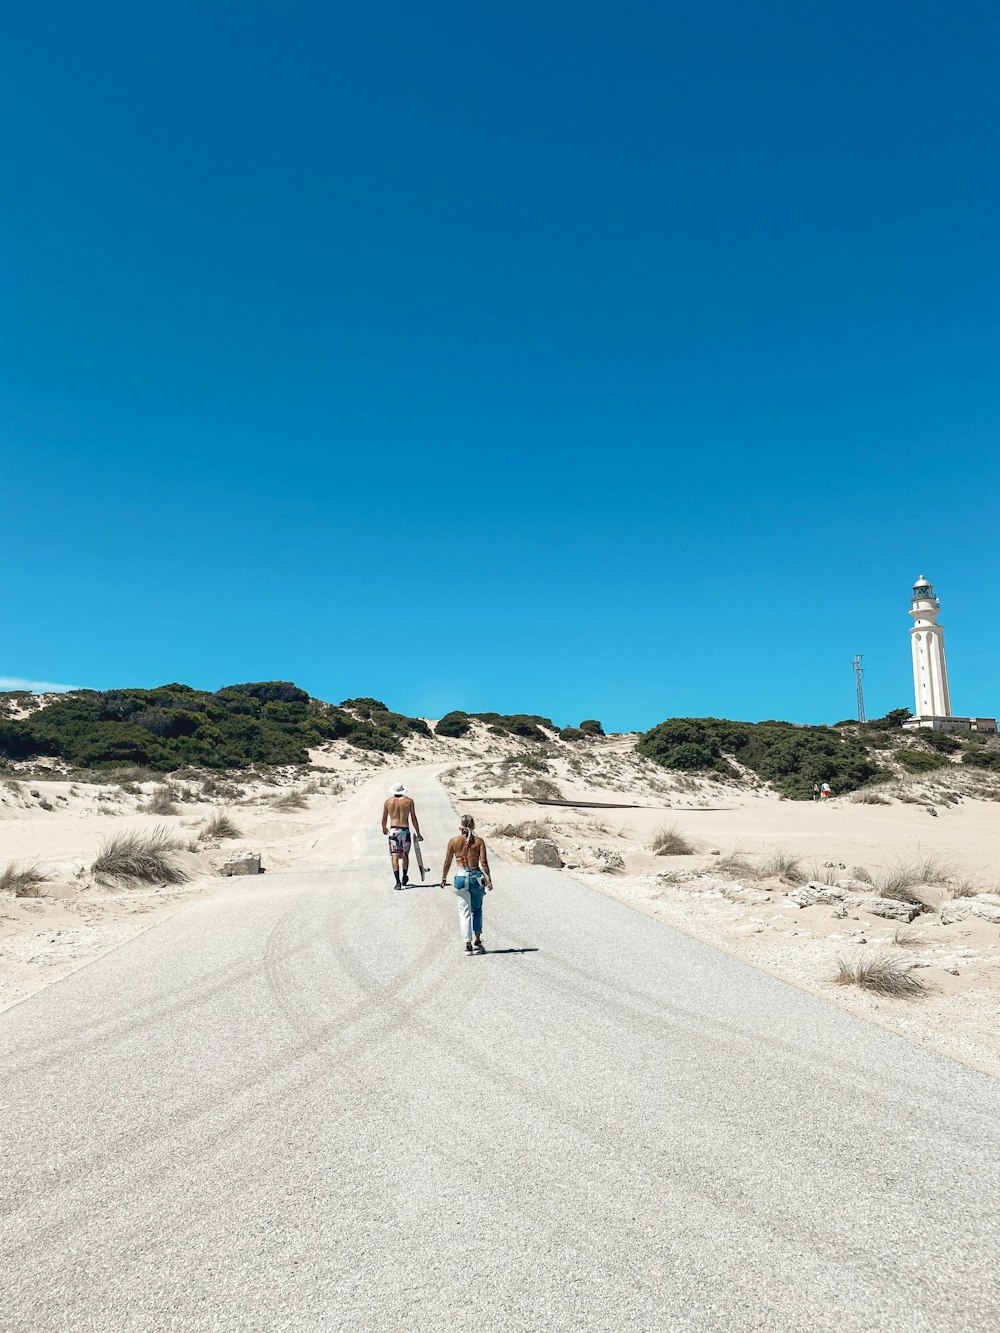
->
<box><xmin>441</xmin><ymin>814</ymin><xmax>493</xmax><ymax>955</ymax></box>
<box><xmin>820</xmin><ymin>781</ymin><xmax>831</xmax><ymax>800</ymax></box>
<box><xmin>382</xmin><ymin>783</ymin><xmax>422</xmax><ymax>889</ymax></box>
<box><xmin>812</xmin><ymin>783</ymin><xmax>820</xmax><ymax>802</ymax></box>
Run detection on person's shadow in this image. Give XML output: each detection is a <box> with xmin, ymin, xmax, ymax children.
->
<box><xmin>485</xmin><ymin>947</ymin><xmax>539</xmax><ymax>955</ymax></box>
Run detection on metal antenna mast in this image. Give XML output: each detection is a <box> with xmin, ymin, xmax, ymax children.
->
<box><xmin>853</xmin><ymin>654</ymin><xmax>866</xmax><ymax>723</ymax></box>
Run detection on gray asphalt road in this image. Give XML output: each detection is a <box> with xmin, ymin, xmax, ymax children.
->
<box><xmin>2</xmin><ymin>770</ymin><xmax>999</xmax><ymax>1332</ymax></box>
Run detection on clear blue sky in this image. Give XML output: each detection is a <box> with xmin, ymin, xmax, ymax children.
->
<box><xmin>2</xmin><ymin>1</ymin><xmax>998</xmax><ymax>730</ymax></box>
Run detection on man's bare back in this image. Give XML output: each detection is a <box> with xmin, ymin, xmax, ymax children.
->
<box><xmin>383</xmin><ymin>794</ymin><xmax>416</xmax><ymax>829</ymax></box>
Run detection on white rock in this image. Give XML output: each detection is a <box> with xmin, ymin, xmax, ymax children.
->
<box><xmin>525</xmin><ymin>839</ymin><xmax>562</xmax><ymax>869</ymax></box>
<box><xmin>594</xmin><ymin>847</ymin><xmax>625</xmax><ymax>873</ymax></box>
<box><xmin>218</xmin><ymin>853</ymin><xmax>263</xmax><ymax>877</ymax></box>
<box><xmin>941</xmin><ymin>898</ymin><xmax>1000</xmax><ymax>926</ymax></box>
<box><xmin>788</xmin><ymin>883</ymin><xmax>848</xmax><ymax>908</ymax></box>
<box><xmin>835</xmin><ymin>877</ymin><xmax>873</xmax><ymax>893</ymax></box>
<box><xmin>858</xmin><ymin>897</ymin><xmax>920</xmax><ymax>923</ymax></box>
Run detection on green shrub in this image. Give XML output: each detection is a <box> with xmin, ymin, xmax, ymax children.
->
<box><xmin>579</xmin><ymin>719</ymin><xmax>604</xmax><ymax>736</ymax></box>
<box><xmin>471</xmin><ymin>713</ymin><xmax>555</xmax><ymax>742</ymax></box>
<box><xmin>559</xmin><ymin>727</ymin><xmax>585</xmax><ymax>741</ymax></box>
<box><xmin>920</xmin><ymin>729</ymin><xmax>961</xmax><ymax>753</ymax></box>
<box><xmin>897</xmin><ymin>749</ymin><xmax>947</xmax><ymax>772</ymax></box>
<box><xmin>435</xmin><ymin>711</ymin><xmax>472</xmax><ymax>738</ymax></box>
<box><xmin>340</xmin><ymin>697</ymin><xmax>389</xmax><ymax>716</ymax></box>
<box><xmin>637</xmin><ymin>716</ymin><xmax>881</xmax><ymax>798</ymax></box>
<box><xmin>963</xmin><ymin>745</ymin><xmax>1000</xmax><ymax>771</ymax></box>
<box><xmin>864</xmin><ymin>708</ymin><xmax>913</xmax><ymax>731</ymax></box>
<box><xmin>0</xmin><ymin>682</ymin><xmax>425</xmax><ymax>770</ymax></box>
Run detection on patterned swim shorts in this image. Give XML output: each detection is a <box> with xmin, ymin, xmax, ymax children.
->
<box><xmin>388</xmin><ymin>827</ymin><xmax>411</xmax><ymax>856</ymax></box>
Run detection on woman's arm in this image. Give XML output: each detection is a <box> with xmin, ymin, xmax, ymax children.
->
<box><xmin>479</xmin><ymin>840</ymin><xmax>493</xmax><ymax>889</ymax></box>
<box><xmin>440</xmin><ymin>838</ymin><xmax>455</xmax><ymax>887</ymax></box>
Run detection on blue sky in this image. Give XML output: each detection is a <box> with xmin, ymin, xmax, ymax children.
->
<box><xmin>2</xmin><ymin>1</ymin><xmax>998</xmax><ymax>731</ymax></box>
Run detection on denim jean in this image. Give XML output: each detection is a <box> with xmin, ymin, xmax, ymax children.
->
<box><xmin>453</xmin><ymin>871</ymin><xmax>486</xmax><ymax>941</ymax></box>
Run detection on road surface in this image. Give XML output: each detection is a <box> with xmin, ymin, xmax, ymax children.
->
<box><xmin>2</xmin><ymin>769</ymin><xmax>999</xmax><ymax>1331</ymax></box>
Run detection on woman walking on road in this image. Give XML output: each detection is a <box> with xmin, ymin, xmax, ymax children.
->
<box><xmin>441</xmin><ymin>815</ymin><xmax>493</xmax><ymax>955</ymax></box>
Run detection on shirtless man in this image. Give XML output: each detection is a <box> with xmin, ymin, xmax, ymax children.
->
<box><xmin>382</xmin><ymin>783</ymin><xmax>422</xmax><ymax>889</ymax></box>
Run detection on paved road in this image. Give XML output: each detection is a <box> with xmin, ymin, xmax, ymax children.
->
<box><xmin>2</xmin><ymin>770</ymin><xmax>999</xmax><ymax>1332</ymax></box>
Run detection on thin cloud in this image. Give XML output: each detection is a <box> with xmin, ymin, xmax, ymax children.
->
<box><xmin>0</xmin><ymin>677</ymin><xmax>82</xmax><ymax>693</ymax></box>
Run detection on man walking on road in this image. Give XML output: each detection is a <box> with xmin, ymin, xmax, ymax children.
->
<box><xmin>382</xmin><ymin>783</ymin><xmax>422</xmax><ymax>889</ymax></box>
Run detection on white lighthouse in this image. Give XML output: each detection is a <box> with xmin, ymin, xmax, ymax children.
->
<box><xmin>909</xmin><ymin>575</ymin><xmax>951</xmax><ymax>718</ymax></box>
<box><xmin>903</xmin><ymin>575</ymin><xmax>997</xmax><ymax>734</ymax></box>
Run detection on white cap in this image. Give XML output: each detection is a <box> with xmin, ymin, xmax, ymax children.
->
<box><xmin>393</xmin><ymin>783</ymin><xmax>406</xmax><ymax>794</ymax></box>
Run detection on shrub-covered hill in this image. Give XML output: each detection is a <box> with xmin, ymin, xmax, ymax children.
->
<box><xmin>434</xmin><ymin>711</ymin><xmax>559</xmax><ymax>742</ymax></box>
<box><xmin>637</xmin><ymin>712</ymin><xmax>1000</xmax><ymax>798</ymax></box>
<box><xmin>637</xmin><ymin>716</ymin><xmax>884</xmax><ymax>799</ymax></box>
<box><xmin>0</xmin><ymin>683</ymin><xmax>429</xmax><ymax>772</ymax></box>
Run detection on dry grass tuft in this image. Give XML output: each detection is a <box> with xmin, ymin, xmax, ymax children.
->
<box><xmin>834</xmin><ymin>952</ymin><xmax>928</xmax><ymax>998</ymax></box>
<box><xmin>142</xmin><ymin>785</ymin><xmax>179</xmax><ymax>815</ymax></box>
<box><xmin>651</xmin><ymin>824</ymin><xmax>695</xmax><ymax>856</ymax></box>
<box><xmin>760</xmin><ymin>849</ymin><xmax>805</xmax><ymax>884</ymax></box>
<box><xmin>714</xmin><ymin>848</ymin><xmax>762</xmax><ymax>880</ymax></box>
<box><xmin>201</xmin><ymin>811</ymin><xmax>242</xmax><ymax>841</ymax></box>
<box><xmin>876</xmin><ymin>856</ymin><xmax>951</xmax><ymax>902</ymax></box>
<box><xmin>949</xmin><ymin>875</ymin><xmax>980</xmax><ymax>899</ymax></box>
<box><xmin>0</xmin><ymin>862</ymin><xmax>47</xmax><ymax>895</ymax></box>
<box><xmin>271</xmin><ymin>789</ymin><xmax>308</xmax><ymax>810</ymax></box>
<box><xmin>91</xmin><ymin>828</ymin><xmax>187</xmax><ymax>885</ymax></box>
<box><xmin>851</xmin><ymin>789</ymin><xmax>890</xmax><ymax>805</ymax></box>
<box><xmin>807</xmin><ymin>864</ymin><xmax>840</xmax><ymax>886</ymax></box>
<box><xmin>491</xmin><ymin>818</ymin><xmax>553</xmax><ymax>840</ymax></box>
<box><xmin>893</xmin><ymin>926</ymin><xmax>926</xmax><ymax>949</ymax></box>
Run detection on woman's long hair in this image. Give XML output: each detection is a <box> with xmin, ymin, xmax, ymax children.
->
<box><xmin>458</xmin><ymin>814</ymin><xmax>475</xmax><ymax>866</ymax></box>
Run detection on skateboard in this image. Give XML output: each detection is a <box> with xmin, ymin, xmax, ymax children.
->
<box><xmin>413</xmin><ymin>836</ymin><xmax>428</xmax><ymax>882</ymax></box>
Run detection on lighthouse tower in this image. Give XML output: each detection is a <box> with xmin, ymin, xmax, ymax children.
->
<box><xmin>903</xmin><ymin>575</ymin><xmax>997</xmax><ymax>733</ymax></box>
<box><xmin>909</xmin><ymin>575</ymin><xmax>951</xmax><ymax>719</ymax></box>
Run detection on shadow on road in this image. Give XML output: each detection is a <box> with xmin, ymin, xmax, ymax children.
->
<box><xmin>486</xmin><ymin>948</ymin><xmax>539</xmax><ymax>956</ymax></box>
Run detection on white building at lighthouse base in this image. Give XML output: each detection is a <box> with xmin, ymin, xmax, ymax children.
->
<box><xmin>902</xmin><ymin>714</ymin><xmax>997</xmax><ymax>734</ymax></box>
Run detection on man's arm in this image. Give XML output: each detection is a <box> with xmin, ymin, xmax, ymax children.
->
<box><xmin>440</xmin><ymin>838</ymin><xmax>455</xmax><ymax>886</ymax></box>
<box><xmin>381</xmin><ymin>799</ymin><xmax>389</xmax><ymax>835</ymax></box>
<box><xmin>409</xmin><ymin>799</ymin><xmax>421</xmax><ymax>839</ymax></box>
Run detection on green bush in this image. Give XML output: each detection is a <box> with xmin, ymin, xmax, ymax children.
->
<box><xmin>579</xmin><ymin>719</ymin><xmax>604</xmax><ymax>736</ymax></box>
<box><xmin>0</xmin><ymin>682</ymin><xmax>422</xmax><ymax>771</ymax></box>
<box><xmin>340</xmin><ymin>697</ymin><xmax>389</xmax><ymax>717</ymax></box>
<box><xmin>920</xmin><ymin>729</ymin><xmax>961</xmax><ymax>753</ymax></box>
<box><xmin>897</xmin><ymin>749</ymin><xmax>948</xmax><ymax>772</ymax></box>
<box><xmin>962</xmin><ymin>745</ymin><xmax>1000</xmax><ymax>771</ymax></box>
<box><xmin>864</xmin><ymin>707</ymin><xmax>913</xmax><ymax>731</ymax></box>
<box><xmin>471</xmin><ymin>712</ymin><xmax>555</xmax><ymax>742</ymax></box>
<box><xmin>559</xmin><ymin>727</ymin><xmax>585</xmax><ymax>741</ymax></box>
<box><xmin>435</xmin><ymin>711</ymin><xmax>471</xmax><ymax>738</ymax></box>
<box><xmin>637</xmin><ymin>718</ymin><xmax>749</xmax><ymax>777</ymax></box>
<box><xmin>638</xmin><ymin>716</ymin><xmax>881</xmax><ymax>798</ymax></box>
